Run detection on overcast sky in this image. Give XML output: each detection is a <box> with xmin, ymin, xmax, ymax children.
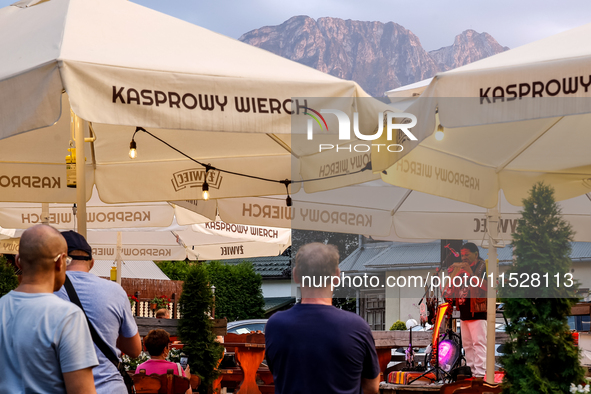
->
<box><xmin>133</xmin><ymin>0</ymin><xmax>590</xmax><ymax>51</ymax></box>
<box><xmin>2</xmin><ymin>0</ymin><xmax>590</xmax><ymax>51</ymax></box>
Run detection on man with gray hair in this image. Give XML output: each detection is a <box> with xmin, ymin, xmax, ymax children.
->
<box><xmin>0</xmin><ymin>224</ymin><xmax>98</xmax><ymax>394</ymax></box>
<box><xmin>265</xmin><ymin>243</ymin><xmax>380</xmax><ymax>394</ymax></box>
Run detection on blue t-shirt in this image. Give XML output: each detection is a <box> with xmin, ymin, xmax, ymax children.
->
<box><xmin>0</xmin><ymin>291</ymin><xmax>98</xmax><ymax>394</ymax></box>
<box><xmin>265</xmin><ymin>303</ymin><xmax>380</xmax><ymax>394</ymax></box>
<box><xmin>56</xmin><ymin>271</ymin><xmax>138</xmax><ymax>394</ymax></box>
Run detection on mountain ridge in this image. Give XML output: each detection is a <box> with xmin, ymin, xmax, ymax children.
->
<box><xmin>239</xmin><ymin>16</ymin><xmax>509</xmax><ymax>96</ymax></box>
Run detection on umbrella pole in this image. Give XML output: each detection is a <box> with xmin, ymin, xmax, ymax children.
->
<box><xmin>116</xmin><ymin>231</ymin><xmax>122</xmax><ymax>285</ymax></box>
<box><xmin>73</xmin><ymin>113</ymin><xmax>87</xmax><ymax>239</ymax></box>
<box><xmin>485</xmin><ymin>208</ymin><xmax>499</xmax><ymax>384</ymax></box>
<box><xmin>41</xmin><ymin>203</ymin><xmax>49</xmax><ymax>224</ymax></box>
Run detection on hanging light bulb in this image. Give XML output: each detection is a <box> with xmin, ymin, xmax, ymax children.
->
<box><xmin>281</xmin><ymin>179</ymin><xmax>292</xmax><ymax>207</ymax></box>
<box><xmin>202</xmin><ymin>181</ymin><xmax>210</xmax><ymax>200</ymax></box>
<box><xmin>129</xmin><ymin>139</ymin><xmax>137</xmax><ymax>159</ymax></box>
<box><xmin>435</xmin><ymin>124</ymin><xmax>445</xmax><ymax>141</ymax></box>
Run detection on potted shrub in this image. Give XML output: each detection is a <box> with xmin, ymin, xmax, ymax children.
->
<box><xmin>150</xmin><ymin>295</ymin><xmax>171</xmax><ymax>310</ymax></box>
<box><xmin>128</xmin><ymin>295</ymin><xmax>138</xmax><ymax>311</ymax></box>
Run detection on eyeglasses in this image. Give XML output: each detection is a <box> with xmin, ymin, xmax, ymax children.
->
<box><xmin>54</xmin><ymin>253</ymin><xmax>73</xmax><ymax>266</ymax></box>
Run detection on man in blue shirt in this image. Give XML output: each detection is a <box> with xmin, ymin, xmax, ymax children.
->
<box><xmin>265</xmin><ymin>243</ymin><xmax>380</xmax><ymax>394</ymax></box>
<box><xmin>56</xmin><ymin>231</ymin><xmax>141</xmax><ymax>394</ymax></box>
<box><xmin>0</xmin><ymin>224</ymin><xmax>98</xmax><ymax>394</ymax></box>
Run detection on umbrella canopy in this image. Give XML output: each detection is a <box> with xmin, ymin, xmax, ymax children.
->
<box><xmin>377</xmin><ymin>22</ymin><xmax>591</xmax><ymax>207</ymax></box>
<box><xmin>0</xmin><ymin>189</ymin><xmax>291</xmax><ymax>261</ymax></box>
<box><xmin>85</xmin><ymin>229</ymin><xmax>290</xmax><ymax>261</ymax></box>
<box><xmin>0</xmin><ymin>189</ymin><xmax>179</xmax><ymax>230</ymax></box>
<box><xmin>0</xmin><ymin>0</ymin><xmax>393</xmax><ymax>207</ymax></box>
<box><xmin>172</xmin><ymin>181</ymin><xmax>591</xmax><ymax>242</ymax></box>
<box><xmin>3</xmin><ymin>224</ymin><xmax>290</xmax><ymax>261</ymax></box>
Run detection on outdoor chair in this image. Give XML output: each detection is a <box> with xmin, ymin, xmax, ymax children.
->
<box><xmin>133</xmin><ymin>369</ymin><xmax>199</xmax><ymax>394</ymax></box>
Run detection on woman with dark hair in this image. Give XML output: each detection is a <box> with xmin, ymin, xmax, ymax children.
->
<box><xmin>456</xmin><ymin>242</ymin><xmax>488</xmax><ymax>378</ymax></box>
<box><xmin>135</xmin><ymin>329</ymin><xmax>191</xmax><ymax>393</ymax></box>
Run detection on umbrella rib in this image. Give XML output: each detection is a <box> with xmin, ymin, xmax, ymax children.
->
<box><xmin>267</xmin><ymin>134</ymin><xmax>293</xmax><ymax>156</ymax></box>
<box><xmin>494</xmin><ymin>116</ymin><xmax>564</xmax><ymax>174</ymax></box>
<box><xmin>420</xmin><ymin>116</ymin><xmax>565</xmax><ymax>173</ymax></box>
<box><xmin>389</xmin><ymin>189</ymin><xmax>413</xmax><ymax>216</ymax></box>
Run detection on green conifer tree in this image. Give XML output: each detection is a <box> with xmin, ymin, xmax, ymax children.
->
<box><xmin>500</xmin><ymin>183</ymin><xmax>584</xmax><ymax>393</ymax></box>
<box><xmin>178</xmin><ymin>263</ymin><xmax>224</xmax><ymax>393</ymax></box>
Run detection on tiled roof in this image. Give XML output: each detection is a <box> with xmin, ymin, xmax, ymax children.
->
<box><xmin>209</xmin><ymin>256</ymin><xmax>291</xmax><ymax>278</ymax></box>
<box><xmin>92</xmin><ymin>260</ymin><xmax>170</xmax><ymax>280</ymax></box>
<box><xmin>340</xmin><ymin>241</ymin><xmax>591</xmax><ymax>272</ymax></box>
<box><xmin>264</xmin><ymin>297</ymin><xmax>295</xmax><ymax>312</ymax></box>
<box><xmin>339</xmin><ymin>242</ymin><xmax>392</xmax><ymax>272</ymax></box>
<box><xmin>571</xmin><ymin>243</ymin><xmax>591</xmax><ymax>261</ymax></box>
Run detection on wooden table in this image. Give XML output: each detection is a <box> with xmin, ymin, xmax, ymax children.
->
<box><xmin>224</xmin><ymin>332</ymin><xmax>267</xmax><ymax>394</ymax></box>
<box><xmin>134</xmin><ymin>317</ymin><xmax>227</xmax><ymax>336</ymax></box>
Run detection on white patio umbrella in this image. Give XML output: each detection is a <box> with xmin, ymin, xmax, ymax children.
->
<box><xmin>377</xmin><ymin>22</ymin><xmax>591</xmax><ymax>207</ymax></box>
<box><xmin>0</xmin><ymin>189</ymin><xmax>179</xmax><ymax>230</ymax></box>
<box><xmin>4</xmin><ymin>226</ymin><xmax>289</xmax><ymax>263</ymax></box>
<box><xmin>171</xmin><ymin>182</ymin><xmax>591</xmax><ymax>242</ymax></box>
<box><xmin>83</xmin><ymin>229</ymin><xmax>290</xmax><ymax>262</ymax></box>
<box><xmin>0</xmin><ymin>190</ymin><xmax>290</xmax><ymax>276</ymax></box>
<box><xmin>0</xmin><ymin>0</ymin><xmax>393</xmax><ymax>237</ymax></box>
<box><xmin>375</xmin><ymin>22</ymin><xmax>591</xmax><ymax>382</ymax></box>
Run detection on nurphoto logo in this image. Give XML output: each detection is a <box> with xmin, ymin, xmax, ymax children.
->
<box><xmin>303</xmin><ymin>107</ymin><xmax>418</xmax><ymax>152</ymax></box>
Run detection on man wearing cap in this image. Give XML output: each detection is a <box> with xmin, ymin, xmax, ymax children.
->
<box><xmin>0</xmin><ymin>224</ymin><xmax>98</xmax><ymax>393</ymax></box>
<box><xmin>56</xmin><ymin>231</ymin><xmax>141</xmax><ymax>394</ymax></box>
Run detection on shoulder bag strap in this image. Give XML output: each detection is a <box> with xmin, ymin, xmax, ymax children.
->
<box><xmin>63</xmin><ymin>275</ymin><xmax>121</xmax><ymax>369</ymax></box>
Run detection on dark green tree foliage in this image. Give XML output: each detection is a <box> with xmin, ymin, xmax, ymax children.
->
<box><xmin>206</xmin><ymin>261</ymin><xmax>265</xmax><ymax>321</ymax></box>
<box><xmin>178</xmin><ymin>263</ymin><xmax>223</xmax><ymax>393</ymax></box>
<box><xmin>156</xmin><ymin>260</ymin><xmax>193</xmax><ymax>281</ymax></box>
<box><xmin>292</xmin><ymin>229</ymin><xmax>359</xmax><ymax>259</ymax></box>
<box><xmin>0</xmin><ymin>255</ymin><xmax>18</xmax><ymax>298</ymax></box>
<box><xmin>332</xmin><ymin>286</ymin><xmax>357</xmax><ymax>312</ymax></box>
<box><xmin>500</xmin><ymin>183</ymin><xmax>584</xmax><ymax>393</ymax></box>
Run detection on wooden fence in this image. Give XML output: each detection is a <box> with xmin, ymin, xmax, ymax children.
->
<box><xmin>99</xmin><ymin>277</ymin><xmax>184</xmax><ymax>318</ymax></box>
<box><xmin>104</xmin><ymin>277</ymin><xmax>185</xmax><ymax>299</ymax></box>
<box><xmin>131</xmin><ymin>297</ymin><xmax>180</xmax><ymax>319</ymax></box>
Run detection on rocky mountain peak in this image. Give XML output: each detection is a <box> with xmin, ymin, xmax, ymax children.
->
<box><xmin>239</xmin><ymin>17</ymin><xmax>508</xmax><ymax>96</ymax></box>
<box><xmin>429</xmin><ymin>29</ymin><xmax>509</xmax><ymax>71</ymax></box>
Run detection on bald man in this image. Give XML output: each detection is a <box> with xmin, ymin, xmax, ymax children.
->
<box><xmin>0</xmin><ymin>224</ymin><xmax>98</xmax><ymax>394</ymax></box>
<box><xmin>265</xmin><ymin>243</ymin><xmax>380</xmax><ymax>394</ymax></box>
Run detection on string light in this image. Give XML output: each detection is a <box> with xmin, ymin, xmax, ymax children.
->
<box><xmin>434</xmin><ymin>107</ymin><xmax>444</xmax><ymax>141</ymax></box>
<box><xmin>202</xmin><ymin>165</ymin><xmax>212</xmax><ymax>200</ymax></box>
<box><xmin>129</xmin><ymin>139</ymin><xmax>137</xmax><ymax>159</ymax></box>
<box><xmin>435</xmin><ymin>124</ymin><xmax>445</xmax><ymax>141</ymax></box>
<box><xmin>281</xmin><ymin>180</ymin><xmax>292</xmax><ymax>207</ymax></box>
<box><xmin>129</xmin><ymin>127</ymin><xmax>375</xmax><ymax>207</ymax></box>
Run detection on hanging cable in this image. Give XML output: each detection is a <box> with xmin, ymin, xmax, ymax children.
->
<box><xmin>130</xmin><ymin>127</ymin><xmax>375</xmax><ymax>206</ymax></box>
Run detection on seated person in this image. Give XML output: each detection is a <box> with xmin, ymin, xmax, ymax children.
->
<box><xmin>136</xmin><ymin>329</ymin><xmax>191</xmax><ymax>393</ymax></box>
<box><xmin>156</xmin><ymin>308</ymin><xmax>171</xmax><ymax>319</ymax></box>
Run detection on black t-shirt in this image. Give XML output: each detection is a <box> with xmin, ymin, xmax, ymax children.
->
<box><xmin>458</xmin><ymin>259</ymin><xmax>487</xmax><ymax>321</ymax></box>
<box><xmin>265</xmin><ymin>303</ymin><xmax>380</xmax><ymax>394</ymax></box>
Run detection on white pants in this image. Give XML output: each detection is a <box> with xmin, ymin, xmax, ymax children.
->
<box><xmin>460</xmin><ymin>319</ymin><xmax>487</xmax><ymax>377</ymax></box>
